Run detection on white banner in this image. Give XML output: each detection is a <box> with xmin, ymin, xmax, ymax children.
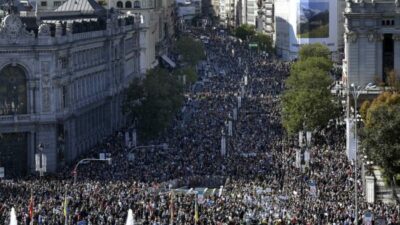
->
<box><xmin>295</xmin><ymin>149</ymin><xmax>301</xmax><ymax>168</ymax></box>
<box><xmin>41</xmin><ymin>154</ymin><xmax>47</xmax><ymax>172</ymax></box>
<box><xmin>304</xmin><ymin>150</ymin><xmax>310</xmax><ymax>164</ymax></box>
<box><xmin>221</xmin><ymin>136</ymin><xmax>226</xmax><ymax>156</ymax></box>
<box><xmin>237</xmin><ymin>96</ymin><xmax>242</xmax><ymax>108</ymax></box>
<box><xmin>298</xmin><ymin>131</ymin><xmax>303</xmax><ymax>147</ymax></box>
<box><xmin>306</xmin><ymin>131</ymin><xmax>312</xmax><ymax>145</ymax></box>
<box><xmin>233</xmin><ymin>108</ymin><xmax>238</xmax><ymax>121</ymax></box>
<box><xmin>35</xmin><ymin>153</ymin><xmax>41</xmax><ymax>171</ymax></box>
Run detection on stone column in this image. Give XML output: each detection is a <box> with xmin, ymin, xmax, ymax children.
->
<box><xmin>365</xmin><ymin>175</ymin><xmax>375</xmax><ymax>203</ymax></box>
<box><xmin>345</xmin><ymin>31</ymin><xmax>358</xmax><ymax>85</ymax></box>
<box><xmin>376</xmin><ymin>34</ymin><xmax>384</xmax><ymax>83</ymax></box>
<box><xmin>28</xmin><ymin>131</ymin><xmax>36</xmax><ymax>173</ymax></box>
<box><xmin>393</xmin><ymin>34</ymin><xmax>400</xmax><ymax>75</ymax></box>
<box><xmin>28</xmin><ymin>81</ymin><xmax>35</xmax><ymax>114</ymax></box>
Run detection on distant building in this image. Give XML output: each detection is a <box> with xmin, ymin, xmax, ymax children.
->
<box><xmin>0</xmin><ymin>0</ymin><xmax>140</xmax><ymax>177</ymax></box>
<box><xmin>274</xmin><ymin>0</ymin><xmax>345</xmax><ymax>61</ymax></box>
<box><xmin>256</xmin><ymin>0</ymin><xmax>274</xmax><ymax>36</ymax></box>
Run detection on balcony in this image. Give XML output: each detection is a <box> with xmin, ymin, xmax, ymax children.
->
<box><xmin>0</xmin><ymin>114</ymin><xmax>32</xmax><ymax>124</ymax></box>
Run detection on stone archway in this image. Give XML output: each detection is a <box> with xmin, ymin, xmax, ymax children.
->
<box><xmin>0</xmin><ymin>64</ymin><xmax>28</xmax><ymax>116</ymax></box>
<box><xmin>0</xmin><ymin>64</ymin><xmax>29</xmax><ymax>178</ymax></box>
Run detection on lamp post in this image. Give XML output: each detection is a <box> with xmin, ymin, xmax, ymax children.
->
<box><xmin>348</xmin><ymin>82</ymin><xmax>375</xmax><ymax>225</ymax></box>
<box><xmin>37</xmin><ymin>143</ymin><xmax>44</xmax><ymax>177</ymax></box>
<box><xmin>73</xmin><ymin>157</ymin><xmax>112</xmax><ymax>184</ymax></box>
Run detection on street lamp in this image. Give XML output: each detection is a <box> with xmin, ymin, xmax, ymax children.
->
<box><xmin>348</xmin><ymin>82</ymin><xmax>375</xmax><ymax>225</ymax></box>
<box><xmin>73</xmin><ymin>157</ymin><xmax>112</xmax><ymax>184</ymax></box>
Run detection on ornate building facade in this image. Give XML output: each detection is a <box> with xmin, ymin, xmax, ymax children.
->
<box><xmin>343</xmin><ymin>0</ymin><xmax>400</xmax><ymax>86</ymax></box>
<box><xmin>0</xmin><ymin>6</ymin><xmax>140</xmax><ymax>177</ymax></box>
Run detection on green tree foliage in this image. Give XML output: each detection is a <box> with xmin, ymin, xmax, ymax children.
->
<box><xmin>123</xmin><ymin>68</ymin><xmax>184</xmax><ymax>140</ymax></box>
<box><xmin>282</xmin><ymin>44</ymin><xmax>338</xmax><ymax>134</ymax></box>
<box><xmin>172</xmin><ymin>66</ymin><xmax>198</xmax><ymax>86</ymax></box>
<box><xmin>176</xmin><ymin>36</ymin><xmax>205</xmax><ymax>66</ymax></box>
<box><xmin>234</xmin><ymin>24</ymin><xmax>256</xmax><ymax>40</ymax></box>
<box><xmin>298</xmin><ymin>43</ymin><xmax>331</xmax><ymax>61</ymax></box>
<box><xmin>360</xmin><ymin>92</ymin><xmax>400</xmax><ymax>179</ymax></box>
<box><xmin>250</xmin><ymin>33</ymin><xmax>274</xmax><ymax>53</ymax></box>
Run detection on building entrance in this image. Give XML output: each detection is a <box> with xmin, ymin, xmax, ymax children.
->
<box><xmin>383</xmin><ymin>34</ymin><xmax>394</xmax><ymax>83</ymax></box>
<box><xmin>0</xmin><ymin>132</ymin><xmax>28</xmax><ymax>178</ymax></box>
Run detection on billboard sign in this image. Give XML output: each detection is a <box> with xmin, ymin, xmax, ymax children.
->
<box><xmin>297</xmin><ymin>1</ymin><xmax>329</xmax><ymax>38</ymax></box>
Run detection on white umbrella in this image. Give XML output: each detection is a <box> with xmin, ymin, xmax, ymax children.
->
<box><xmin>10</xmin><ymin>207</ymin><xmax>17</xmax><ymax>225</ymax></box>
<box><xmin>125</xmin><ymin>209</ymin><xmax>134</xmax><ymax>225</ymax></box>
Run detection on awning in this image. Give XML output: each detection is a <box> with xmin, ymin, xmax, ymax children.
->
<box><xmin>161</xmin><ymin>54</ymin><xmax>176</xmax><ymax>68</ymax></box>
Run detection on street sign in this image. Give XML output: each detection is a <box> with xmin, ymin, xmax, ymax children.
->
<box><xmin>249</xmin><ymin>43</ymin><xmax>258</xmax><ymax>48</ymax></box>
<box><xmin>0</xmin><ymin>167</ymin><xmax>4</xmax><ymax>178</ymax></box>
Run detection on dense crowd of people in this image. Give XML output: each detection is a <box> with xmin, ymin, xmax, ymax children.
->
<box><xmin>0</xmin><ymin>27</ymin><xmax>399</xmax><ymax>225</ymax></box>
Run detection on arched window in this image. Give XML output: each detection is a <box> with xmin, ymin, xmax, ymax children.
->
<box><xmin>133</xmin><ymin>0</ymin><xmax>140</xmax><ymax>8</ymax></box>
<box><xmin>125</xmin><ymin>1</ymin><xmax>132</xmax><ymax>8</ymax></box>
<box><xmin>0</xmin><ymin>65</ymin><xmax>27</xmax><ymax>115</ymax></box>
<box><xmin>116</xmin><ymin>1</ymin><xmax>123</xmax><ymax>8</ymax></box>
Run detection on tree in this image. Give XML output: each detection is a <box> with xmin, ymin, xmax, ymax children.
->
<box><xmin>172</xmin><ymin>66</ymin><xmax>198</xmax><ymax>86</ymax></box>
<box><xmin>282</xmin><ymin>44</ymin><xmax>339</xmax><ymax>134</ymax></box>
<box><xmin>282</xmin><ymin>70</ymin><xmax>339</xmax><ymax>134</ymax></box>
<box><xmin>360</xmin><ymin>91</ymin><xmax>400</xmax><ymax>127</ymax></box>
<box><xmin>250</xmin><ymin>33</ymin><xmax>274</xmax><ymax>53</ymax></box>
<box><xmin>176</xmin><ymin>36</ymin><xmax>205</xmax><ymax>66</ymax></box>
<box><xmin>123</xmin><ymin>68</ymin><xmax>184</xmax><ymax>140</ymax></box>
<box><xmin>361</xmin><ymin>95</ymin><xmax>400</xmax><ymax>183</ymax></box>
<box><xmin>298</xmin><ymin>43</ymin><xmax>331</xmax><ymax>61</ymax></box>
<box><xmin>234</xmin><ymin>24</ymin><xmax>255</xmax><ymax>40</ymax></box>
<box><xmin>286</xmin><ymin>58</ymin><xmax>333</xmax><ymax>90</ymax></box>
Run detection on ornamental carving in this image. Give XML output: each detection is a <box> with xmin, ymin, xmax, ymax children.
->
<box><xmin>345</xmin><ymin>31</ymin><xmax>358</xmax><ymax>43</ymax></box>
<box><xmin>38</xmin><ymin>23</ymin><xmax>51</xmax><ymax>36</ymax></box>
<box><xmin>367</xmin><ymin>32</ymin><xmax>382</xmax><ymax>42</ymax></box>
<box><xmin>0</xmin><ymin>14</ymin><xmax>33</xmax><ymax>43</ymax></box>
<box><xmin>393</xmin><ymin>34</ymin><xmax>400</xmax><ymax>41</ymax></box>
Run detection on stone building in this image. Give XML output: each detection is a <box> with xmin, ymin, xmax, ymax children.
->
<box><xmin>256</xmin><ymin>0</ymin><xmax>274</xmax><ymax>36</ymax></box>
<box><xmin>343</xmin><ymin>0</ymin><xmax>400</xmax><ymax>87</ymax></box>
<box><xmin>0</xmin><ymin>1</ymin><xmax>140</xmax><ymax>178</ymax></box>
<box><xmin>110</xmin><ymin>0</ymin><xmax>176</xmax><ymax>72</ymax></box>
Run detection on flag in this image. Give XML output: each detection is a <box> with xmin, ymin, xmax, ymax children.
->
<box><xmin>63</xmin><ymin>195</ymin><xmax>68</xmax><ymax>218</ymax></box>
<box><xmin>194</xmin><ymin>195</ymin><xmax>199</xmax><ymax>224</ymax></box>
<box><xmin>28</xmin><ymin>195</ymin><xmax>34</xmax><ymax>221</ymax></box>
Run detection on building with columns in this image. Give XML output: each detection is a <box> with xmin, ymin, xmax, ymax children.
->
<box><xmin>0</xmin><ymin>2</ymin><xmax>141</xmax><ymax>178</ymax></box>
<box><xmin>343</xmin><ymin>0</ymin><xmax>400</xmax><ymax>87</ymax></box>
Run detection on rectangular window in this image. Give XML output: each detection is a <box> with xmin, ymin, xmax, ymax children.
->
<box><xmin>40</xmin><ymin>1</ymin><xmax>47</xmax><ymax>6</ymax></box>
<box><xmin>53</xmin><ymin>1</ymin><xmax>61</xmax><ymax>6</ymax></box>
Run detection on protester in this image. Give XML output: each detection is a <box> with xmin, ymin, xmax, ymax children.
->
<box><xmin>0</xmin><ymin>28</ymin><xmax>398</xmax><ymax>225</ymax></box>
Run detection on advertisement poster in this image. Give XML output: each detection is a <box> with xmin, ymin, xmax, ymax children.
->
<box><xmin>297</xmin><ymin>1</ymin><xmax>329</xmax><ymax>38</ymax></box>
